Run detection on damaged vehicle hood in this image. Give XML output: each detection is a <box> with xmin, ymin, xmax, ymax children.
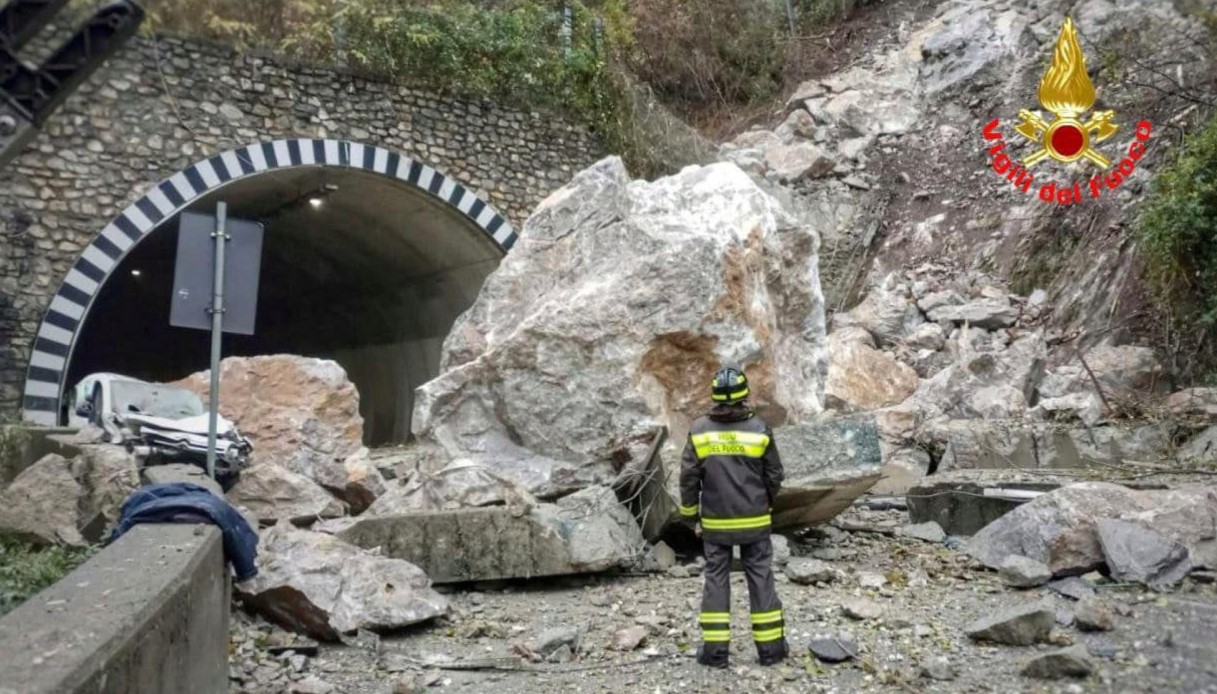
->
<box><xmin>120</xmin><ymin>412</ymin><xmax>239</xmax><ymax>436</ymax></box>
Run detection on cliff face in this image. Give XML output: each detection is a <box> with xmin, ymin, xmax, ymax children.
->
<box><xmin>714</xmin><ymin>0</ymin><xmax>1216</xmax><ymax>486</ymax></box>
<box><xmin>722</xmin><ymin>0</ymin><xmax>1210</xmax><ymax>348</ymax></box>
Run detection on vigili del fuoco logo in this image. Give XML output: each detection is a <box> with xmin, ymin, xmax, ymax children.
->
<box><xmin>982</xmin><ymin>17</ymin><xmax>1152</xmax><ymax>206</ymax></box>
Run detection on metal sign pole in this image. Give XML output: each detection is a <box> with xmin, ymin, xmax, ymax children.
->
<box><xmin>205</xmin><ymin>202</ymin><xmax>228</xmax><ymax>480</ymax></box>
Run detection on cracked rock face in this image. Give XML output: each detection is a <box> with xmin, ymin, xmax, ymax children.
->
<box><xmin>413</xmin><ymin>157</ymin><xmax>828</xmax><ymax>491</ymax></box>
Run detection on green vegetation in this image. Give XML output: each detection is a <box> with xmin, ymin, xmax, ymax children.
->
<box><xmin>1137</xmin><ymin>114</ymin><xmax>1217</xmax><ymax>376</ymax></box>
<box><xmin>0</xmin><ymin>539</ymin><xmax>98</xmax><ymax>617</ymax></box>
<box><xmin>0</xmin><ymin>422</ymin><xmax>30</xmax><ymax>487</ymax></box>
<box><xmin>138</xmin><ymin>0</ymin><xmax>879</xmax><ymax>175</ymax></box>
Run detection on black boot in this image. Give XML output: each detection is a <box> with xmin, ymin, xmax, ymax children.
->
<box><xmin>757</xmin><ymin>638</ymin><xmax>789</xmax><ymax>666</ymax></box>
<box><xmin>697</xmin><ymin>644</ymin><xmax>729</xmax><ymax>669</ymax></box>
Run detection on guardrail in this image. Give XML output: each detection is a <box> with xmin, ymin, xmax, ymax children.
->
<box><xmin>0</xmin><ymin>524</ymin><xmax>229</xmax><ymax>694</ymax></box>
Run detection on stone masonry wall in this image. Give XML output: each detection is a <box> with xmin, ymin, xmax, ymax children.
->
<box><xmin>0</xmin><ymin>35</ymin><xmax>603</xmax><ymax>417</ymax></box>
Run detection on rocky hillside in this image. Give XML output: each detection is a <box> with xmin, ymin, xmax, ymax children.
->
<box><xmin>709</xmin><ymin>0</ymin><xmax>1217</xmax><ymax>488</ymax></box>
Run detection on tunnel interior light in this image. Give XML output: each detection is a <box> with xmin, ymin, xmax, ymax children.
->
<box><xmin>130</xmin><ymin>269</ymin><xmax>142</xmax><ymax>277</ymax></box>
<box><xmin>308</xmin><ymin>196</ymin><xmax>325</xmax><ymax>209</ymax></box>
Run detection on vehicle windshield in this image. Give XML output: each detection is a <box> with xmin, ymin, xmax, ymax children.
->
<box><xmin>110</xmin><ymin>381</ymin><xmax>206</xmax><ymax>419</ymax></box>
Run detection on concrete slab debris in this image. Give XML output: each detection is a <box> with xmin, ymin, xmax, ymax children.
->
<box><xmin>336</xmin><ymin>486</ymin><xmax>645</xmax><ymax>583</ymax></box>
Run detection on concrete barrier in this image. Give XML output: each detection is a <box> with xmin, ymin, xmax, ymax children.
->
<box><xmin>1</xmin><ymin>425</ymin><xmax>82</xmax><ymax>486</ymax></box>
<box><xmin>0</xmin><ymin>524</ymin><xmax>229</xmax><ymax>694</ymax></box>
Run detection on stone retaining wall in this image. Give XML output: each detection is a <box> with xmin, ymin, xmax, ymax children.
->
<box><xmin>0</xmin><ymin>34</ymin><xmax>603</xmax><ymax>416</ymax></box>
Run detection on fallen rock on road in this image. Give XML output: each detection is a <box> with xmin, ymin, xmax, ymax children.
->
<box><xmin>1021</xmin><ymin>645</ymin><xmax>1096</xmax><ymax>680</ymax></box>
<box><xmin>998</xmin><ymin>555</ymin><xmax>1052</xmax><ymax>588</ymax></box>
<box><xmin>412</xmin><ymin>157</ymin><xmax>829</xmax><ymax>496</ymax></box>
<box><xmin>236</xmin><ymin>521</ymin><xmax>448</xmax><ymax>641</ymax></box>
<box><xmin>177</xmin><ymin>355</ymin><xmax>365</xmax><ymax>488</ymax></box>
<box><xmin>1097</xmin><ymin>518</ymin><xmax>1193</xmax><ymax>588</ymax></box>
<box><xmin>966</xmin><ymin>601</ymin><xmax>1054</xmax><ymax>646</ymax></box>
<box><xmin>227</xmin><ymin>463</ymin><xmax>347</xmax><ymax>526</ymax></box>
<box><xmin>337</xmin><ymin>486</ymin><xmax>645</xmax><ymax>582</ymax></box>
<box><xmin>966</xmin><ymin>483</ymin><xmax>1217</xmax><ymax>576</ymax></box>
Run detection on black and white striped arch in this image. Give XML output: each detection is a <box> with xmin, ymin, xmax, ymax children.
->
<box><xmin>21</xmin><ymin>138</ymin><xmax>517</xmax><ymax>426</ymax></box>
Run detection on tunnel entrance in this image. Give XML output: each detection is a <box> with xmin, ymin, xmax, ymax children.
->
<box><xmin>22</xmin><ymin>140</ymin><xmax>515</xmax><ymax>444</ymax></box>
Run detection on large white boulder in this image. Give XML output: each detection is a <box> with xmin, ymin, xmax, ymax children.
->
<box><xmin>413</xmin><ymin>157</ymin><xmax>828</xmax><ymax>492</ymax></box>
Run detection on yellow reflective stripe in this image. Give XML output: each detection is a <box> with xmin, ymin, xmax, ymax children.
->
<box><xmin>690</xmin><ymin>431</ymin><xmax>770</xmax><ymax>459</ymax></box>
<box><xmin>711</xmin><ymin>387</ymin><xmax>748</xmax><ymax>401</ymax></box>
<box><xmin>701</xmin><ymin>515</ymin><xmax>772</xmax><ymax>531</ymax></box>
<box><xmin>679</xmin><ymin>504</ymin><xmax>699</xmax><ymax>517</ymax></box>
<box><xmin>703</xmin><ymin>632</ymin><xmax>732</xmax><ymax>642</ymax></box>
<box><xmin>751</xmin><ymin>610</ymin><xmax>782</xmax><ymax>624</ymax></box>
<box><xmin>753</xmin><ymin>627</ymin><xmax>784</xmax><ymax>643</ymax></box>
<box><xmin>699</xmin><ymin>612</ymin><xmax>730</xmax><ymax>624</ymax></box>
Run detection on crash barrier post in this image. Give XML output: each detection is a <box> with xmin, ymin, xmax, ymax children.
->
<box><xmin>0</xmin><ymin>524</ymin><xmax>230</xmax><ymax>694</ymax></box>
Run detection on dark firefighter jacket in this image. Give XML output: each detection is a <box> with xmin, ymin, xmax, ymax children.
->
<box><xmin>679</xmin><ymin>404</ymin><xmax>783</xmax><ymax>544</ymax></box>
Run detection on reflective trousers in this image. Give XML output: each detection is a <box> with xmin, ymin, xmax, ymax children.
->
<box><xmin>697</xmin><ymin>536</ymin><xmax>787</xmax><ymax>660</ymax></box>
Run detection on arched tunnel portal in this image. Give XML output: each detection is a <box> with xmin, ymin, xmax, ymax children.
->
<box><xmin>21</xmin><ymin>139</ymin><xmax>516</xmax><ymax>445</ymax></box>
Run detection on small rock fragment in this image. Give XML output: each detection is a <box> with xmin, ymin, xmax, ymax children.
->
<box><xmin>612</xmin><ymin>625</ymin><xmax>648</xmax><ymax>651</ymax></box>
<box><xmin>898</xmin><ymin>521</ymin><xmax>946</xmax><ymax>543</ymax></box>
<box><xmin>652</xmin><ymin>541</ymin><xmax>677</xmax><ymax>570</ymax></box>
<box><xmin>530</xmin><ymin>626</ymin><xmax>582</xmax><ymax>656</ymax></box>
<box><xmin>921</xmin><ymin>657</ymin><xmax>957</xmax><ymax>681</ymax></box>
<box><xmin>858</xmin><ymin>571</ymin><xmax>887</xmax><ymax>589</ymax></box>
<box><xmin>966</xmin><ymin>601</ymin><xmax>1055</xmax><ymax>646</ymax></box>
<box><xmin>841</xmin><ymin>598</ymin><xmax>884</xmax><ymax>621</ymax></box>
<box><xmin>771</xmin><ymin>534</ymin><xmax>791</xmax><ymax>568</ymax></box>
<box><xmin>998</xmin><ymin>555</ymin><xmax>1053</xmax><ymax>588</ymax></box>
<box><xmin>1045</xmin><ymin>576</ymin><xmax>1096</xmax><ymax>601</ymax></box>
<box><xmin>785</xmin><ymin>558</ymin><xmax>838</xmax><ymax>585</ymax></box>
<box><xmin>290</xmin><ymin>677</ymin><xmax>335</xmax><ymax>694</ymax></box>
<box><xmin>1074</xmin><ymin>599</ymin><xmax>1114</xmax><ymax>632</ymax></box>
<box><xmin>808</xmin><ymin>637</ymin><xmax>859</xmax><ymax>663</ymax></box>
<box><xmin>1021</xmin><ymin>645</ymin><xmax>1095</xmax><ymax>679</ymax></box>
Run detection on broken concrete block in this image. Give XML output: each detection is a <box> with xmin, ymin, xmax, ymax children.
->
<box><xmin>337</xmin><ymin>486</ymin><xmax>645</xmax><ymax>583</ymax></box>
<box><xmin>966</xmin><ymin>601</ymin><xmax>1054</xmax><ymax>646</ymax></box>
<box><xmin>907</xmin><ymin>473</ymin><xmax>1056</xmax><ymax>536</ymax></box>
<box><xmin>142</xmin><ymin>463</ymin><xmax>224</xmax><ymax>497</ymax></box>
<box><xmin>236</xmin><ymin>522</ymin><xmax>448</xmax><ymax>641</ymax></box>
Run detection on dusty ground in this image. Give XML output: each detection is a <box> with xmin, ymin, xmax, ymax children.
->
<box><xmin>229</xmin><ymin>505</ymin><xmax>1217</xmax><ymax>694</ymax></box>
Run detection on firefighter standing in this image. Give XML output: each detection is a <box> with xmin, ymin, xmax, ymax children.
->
<box><xmin>680</xmin><ymin>366</ymin><xmax>788</xmax><ymax>668</ymax></box>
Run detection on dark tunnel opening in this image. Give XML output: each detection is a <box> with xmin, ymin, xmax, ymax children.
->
<box><xmin>67</xmin><ymin>166</ymin><xmax>504</xmax><ymax>445</ymax></box>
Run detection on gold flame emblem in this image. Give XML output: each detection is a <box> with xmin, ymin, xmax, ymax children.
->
<box><xmin>1014</xmin><ymin>17</ymin><xmax>1118</xmax><ymax>168</ymax></box>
